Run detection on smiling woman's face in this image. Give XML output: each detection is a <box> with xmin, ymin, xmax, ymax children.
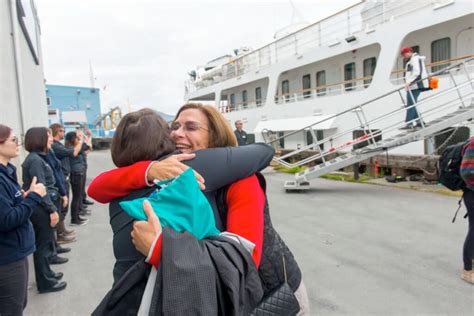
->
<box><xmin>170</xmin><ymin>109</ymin><xmax>209</xmax><ymax>153</ymax></box>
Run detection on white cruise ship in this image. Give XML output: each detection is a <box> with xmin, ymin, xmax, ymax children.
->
<box><xmin>184</xmin><ymin>0</ymin><xmax>473</xmax><ymax>157</ymax></box>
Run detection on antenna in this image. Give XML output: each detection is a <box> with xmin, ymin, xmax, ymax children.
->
<box><xmin>89</xmin><ymin>60</ymin><xmax>96</xmax><ymax>89</ymax></box>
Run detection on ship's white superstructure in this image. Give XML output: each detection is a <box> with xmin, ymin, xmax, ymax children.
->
<box><xmin>184</xmin><ymin>0</ymin><xmax>474</xmax><ymax>156</ymax></box>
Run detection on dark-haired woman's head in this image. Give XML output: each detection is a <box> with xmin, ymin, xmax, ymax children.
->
<box><xmin>0</xmin><ymin>124</ymin><xmax>20</xmax><ymax>163</ymax></box>
<box><xmin>65</xmin><ymin>131</ymin><xmax>77</xmax><ymax>148</ymax></box>
<box><xmin>24</xmin><ymin>127</ymin><xmax>49</xmax><ymax>153</ymax></box>
<box><xmin>111</xmin><ymin>108</ymin><xmax>175</xmax><ymax>167</ymax></box>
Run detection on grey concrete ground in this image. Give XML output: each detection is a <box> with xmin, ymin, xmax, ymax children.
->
<box><xmin>25</xmin><ymin>151</ymin><xmax>473</xmax><ymax>315</ymax></box>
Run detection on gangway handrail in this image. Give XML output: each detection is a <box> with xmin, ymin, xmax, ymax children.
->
<box><xmin>267</xmin><ymin>57</ymin><xmax>474</xmax><ymax>146</ymax></box>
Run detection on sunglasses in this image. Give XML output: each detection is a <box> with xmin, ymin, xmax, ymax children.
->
<box><xmin>170</xmin><ymin>121</ymin><xmax>208</xmax><ymax>132</ymax></box>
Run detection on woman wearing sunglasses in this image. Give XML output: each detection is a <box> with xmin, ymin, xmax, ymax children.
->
<box><xmin>89</xmin><ymin>104</ymin><xmax>309</xmax><ymax>314</ymax></box>
<box><xmin>0</xmin><ymin>124</ymin><xmax>47</xmax><ymax>315</ymax></box>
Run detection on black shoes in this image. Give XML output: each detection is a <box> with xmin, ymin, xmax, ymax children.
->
<box><xmin>49</xmin><ymin>256</ymin><xmax>69</xmax><ymax>265</ymax></box>
<box><xmin>80</xmin><ymin>209</ymin><xmax>91</xmax><ymax>216</ymax></box>
<box><xmin>71</xmin><ymin>216</ymin><xmax>88</xmax><ymax>226</ymax></box>
<box><xmin>83</xmin><ymin>199</ymin><xmax>95</xmax><ymax>205</ymax></box>
<box><xmin>52</xmin><ymin>272</ymin><xmax>64</xmax><ymax>280</ymax></box>
<box><xmin>56</xmin><ymin>245</ymin><xmax>71</xmax><ymax>254</ymax></box>
<box><xmin>38</xmin><ymin>281</ymin><xmax>67</xmax><ymax>294</ymax></box>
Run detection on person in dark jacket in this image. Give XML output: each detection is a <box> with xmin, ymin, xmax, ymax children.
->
<box><xmin>460</xmin><ymin>137</ymin><xmax>474</xmax><ymax>284</ymax></box>
<box><xmin>79</xmin><ymin>128</ymin><xmax>94</xmax><ymax>207</ymax></box>
<box><xmin>65</xmin><ymin>132</ymin><xmax>88</xmax><ymax>225</ymax></box>
<box><xmin>22</xmin><ymin>127</ymin><xmax>67</xmax><ymax>293</ymax></box>
<box><xmin>93</xmin><ymin>109</ymin><xmax>275</xmax><ymax>283</ymax></box>
<box><xmin>0</xmin><ymin>124</ymin><xmax>46</xmax><ymax>315</ymax></box>
<box><xmin>234</xmin><ymin>120</ymin><xmax>248</xmax><ymax>146</ymax></box>
<box><xmin>50</xmin><ymin>123</ymin><xmax>81</xmax><ymax>241</ymax></box>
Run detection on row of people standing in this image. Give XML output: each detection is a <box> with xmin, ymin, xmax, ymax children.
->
<box><xmin>0</xmin><ymin>123</ymin><xmax>93</xmax><ymax>316</ymax></box>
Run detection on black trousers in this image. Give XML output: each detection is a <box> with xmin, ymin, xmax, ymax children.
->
<box><xmin>0</xmin><ymin>257</ymin><xmax>28</xmax><ymax>316</ymax></box>
<box><xmin>59</xmin><ymin>175</ymin><xmax>70</xmax><ymax>220</ymax></box>
<box><xmin>463</xmin><ymin>189</ymin><xmax>474</xmax><ymax>271</ymax></box>
<box><xmin>82</xmin><ymin>165</ymin><xmax>88</xmax><ymax>203</ymax></box>
<box><xmin>30</xmin><ymin>206</ymin><xmax>57</xmax><ymax>291</ymax></box>
<box><xmin>70</xmin><ymin>173</ymin><xmax>84</xmax><ymax>221</ymax></box>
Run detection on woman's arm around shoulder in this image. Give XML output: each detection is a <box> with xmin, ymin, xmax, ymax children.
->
<box><xmin>87</xmin><ymin>160</ymin><xmax>152</xmax><ymax>203</ymax></box>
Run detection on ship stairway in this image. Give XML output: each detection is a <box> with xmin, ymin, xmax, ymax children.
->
<box><xmin>268</xmin><ymin>59</ymin><xmax>474</xmax><ymax>191</ymax></box>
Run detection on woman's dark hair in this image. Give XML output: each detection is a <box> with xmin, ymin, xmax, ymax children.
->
<box><xmin>65</xmin><ymin>131</ymin><xmax>77</xmax><ymax>148</ymax></box>
<box><xmin>24</xmin><ymin>127</ymin><xmax>49</xmax><ymax>153</ymax></box>
<box><xmin>0</xmin><ymin>124</ymin><xmax>12</xmax><ymax>144</ymax></box>
<box><xmin>111</xmin><ymin>108</ymin><xmax>175</xmax><ymax>167</ymax></box>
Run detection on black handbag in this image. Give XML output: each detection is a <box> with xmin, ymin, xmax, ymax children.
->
<box><xmin>251</xmin><ymin>255</ymin><xmax>300</xmax><ymax>316</ymax></box>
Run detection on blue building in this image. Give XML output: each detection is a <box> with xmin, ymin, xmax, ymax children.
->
<box><xmin>46</xmin><ymin>84</ymin><xmax>101</xmax><ymax>129</ymax></box>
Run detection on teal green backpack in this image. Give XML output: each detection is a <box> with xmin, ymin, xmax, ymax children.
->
<box><xmin>119</xmin><ymin>168</ymin><xmax>220</xmax><ymax>240</ymax></box>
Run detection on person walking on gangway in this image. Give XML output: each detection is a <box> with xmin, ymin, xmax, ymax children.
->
<box><xmin>400</xmin><ymin>47</ymin><xmax>428</xmax><ymax>129</ymax></box>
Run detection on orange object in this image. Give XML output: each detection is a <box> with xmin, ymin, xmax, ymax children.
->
<box><xmin>429</xmin><ymin>76</ymin><xmax>439</xmax><ymax>90</ymax></box>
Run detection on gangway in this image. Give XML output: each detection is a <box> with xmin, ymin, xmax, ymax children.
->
<box><xmin>267</xmin><ymin>59</ymin><xmax>474</xmax><ymax>191</ymax></box>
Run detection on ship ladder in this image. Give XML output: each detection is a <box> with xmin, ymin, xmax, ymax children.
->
<box><xmin>266</xmin><ymin>58</ymin><xmax>474</xmax><ymax>192</ymax></box>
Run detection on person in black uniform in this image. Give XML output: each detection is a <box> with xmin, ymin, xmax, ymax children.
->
<box><xmin>22</xmin><ymin>127</ymin><xmax>67</xmax><ymax>293</ymax></box>
<box><xmin>50</xmin><ymin>124</ymin><xmax>81</xmax><ymax>240</ymax></box>
<box><xmin>234</xmin><ymin>120</ymin><xmax>248</xmax><ymax>146</ymax></box>
<box><xmin>0</xmin><ymin>124</ymin><xmax>46</xmax><ymax>314</ymax></box>
<box><xmin>65</xmin><ymin>132</ymin><xmax>89</xmax><ymax>225</ymax></box>
<box><xmin>78</xmin><ymin>128</ymin><xmax>94</xmax><ymax>210</ymax></box>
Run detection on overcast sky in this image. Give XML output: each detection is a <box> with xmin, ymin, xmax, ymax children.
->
<box><xmin>38</xmin><ymin>0</ymin><xmax>359</xmax><ymax>115</ymax></box>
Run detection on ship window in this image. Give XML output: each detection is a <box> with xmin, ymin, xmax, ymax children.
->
<box><xmin>282</xmin><ymin>80</ymin><xmax>290</xmax><ymax>102</ymax></box>
<box><xmin>431</xmin><ymin>37</ymin><xmax>451</xmax><ymax>73</ymax></box>
<box><xmin>302</xmin><ymin>74</ymin><xmax>311</xmax><ymax>98</ymax></box>
<box><xmin>316</xmin><ymin>71</ymin><xmax>326</xmax><ymax>96</ymax></box>
<box><xmin>230</xmin><ymin>94</ymin><xmax>236</xmax><ymax>110</ymax></box>
<box><xmin>363</xmin><ymin>57</ymin><xmax>376</xmax><ymax>88</ymax></box>
<box><xmin>344</xmin><ymin>62</ymin><xmax>356</xmax><ymax>91</ymax></box>
<box><xmin>242</xmin><ymin>90</ymin><xmax>248</xmax><ymax>108</ymax></box>
<box><xmin>255</xmin><ymin>87</ymin><xmax>262</xmax><ymax>106</ymax></box>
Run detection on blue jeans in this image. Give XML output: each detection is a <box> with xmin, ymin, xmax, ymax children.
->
<box><xmin>406</xmin><ymin>89</ymin><xmax>421</xmax><ymax>125</ymax></box>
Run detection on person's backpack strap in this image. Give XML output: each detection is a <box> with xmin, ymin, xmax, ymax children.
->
<box><xmin>452</xmin><ymin>192</ymin><xmax>465</xmax><ymax>223</ymax></box>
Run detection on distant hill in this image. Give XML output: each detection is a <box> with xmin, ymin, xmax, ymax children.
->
<box><xmin>156</xmin><ymin>111</ymin><xmax>175</xmax><ymax>122</ymax></box>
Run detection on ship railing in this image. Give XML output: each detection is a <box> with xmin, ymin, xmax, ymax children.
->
<box><xmin>218</xmin><ymin>99</ymin><xmax>266</xmax><ymax>113</ymax></box>
<box><xmin>268</xmin><ymin>58</ymin><xmax>474</xmax><ymax>169</ymax></box>
<box><xmin>185</xmin><ymin>0</ymin><xmax>452</xmax><ymax>92</ymax></box>
<box><xmin>273</xmin><ymin>55</ymin><xmax>474</xmax><ymax>105</ymax></box>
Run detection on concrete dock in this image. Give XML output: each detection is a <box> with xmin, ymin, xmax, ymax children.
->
<box><xmin>25</xmin><ymin>150</ymin><xmax>473</xmax><ymax>315</ymax></box>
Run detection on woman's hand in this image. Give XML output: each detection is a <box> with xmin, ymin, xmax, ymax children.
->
<box><xmin>50</xmin><ymin>211</ymin><xmax>59</xmax><ymax>227</ymax></box>
<box><xmin>61</xmin><ymin>196</ymin><xmax>68</xmax><ymax>208</ymax></box>
<box><xmin>25</xmin><ymin>176</ymin><xmax>46</xmax><ymax>197</ymax></box>
<box><xmin>131</xmin><ymin>200</ymin><xmax>162</xmax><ymax>257</ymax></box>
<box><xmin>146</xmin><ymin>154</ymin><xmax>205</xmax><ymax>190</ymax></box>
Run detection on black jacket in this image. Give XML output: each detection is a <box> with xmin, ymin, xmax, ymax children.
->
<box><xmin>109</xmin><ymin>144</ymin><xmax>275</xmax><ymax>284</ymax></box>
<box><xmin>22</xmin><ymin>152</ymin><xmax>59</xmax><ymax>214</ymax></box>
<box><xmin>52</xmin><ymin>140</ymin><xmax>73</xmax><ymax>176</ymax></box>
<box><xmin>216</xmin><ymin>173</ymin><xmax>302</xmax><ymax>295</ymax></box>
<box><xmin>93</xmin><ymin>228</ymin><xmax>263</xmax><ymax>316</ymax></box>
<box><xmin>0</xmin><ymin>163</ymin><xmax>41</xmax><ymax>265</ymax></box>
<box><xmin>46</xmin><ymin>150</ymin><xmax>67</xmax><ymax>196</ymax></box>
<box><xmin>234</xmin><ymin>129</ymin><xmax>248</xmax><ymax>146</ymax></box>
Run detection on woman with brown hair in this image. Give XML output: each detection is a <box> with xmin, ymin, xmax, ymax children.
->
<box><xmin>0</xmin><ymin>124</ymin><xmax>46</xmax><ymax>314</ymax></box>
<box><xmin>22</xmin><ymin>127</ymin><xmax>66</xmax><ymax>293</ymax></box>
<box><xmin>90</xmin><ymin>107</ymin><xmax>273</xmax><ymax>284</ymax></box>
<box><xmin>89</xmin><ymin>104</ymin><xmax>308</xmax><ymax>314</ymax></box>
